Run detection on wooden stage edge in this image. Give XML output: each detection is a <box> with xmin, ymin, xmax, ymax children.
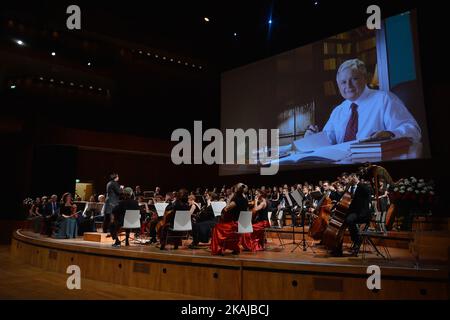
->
<box><xmin>11</xmin><ymin>230</ymin><xmax>449</xmax><ymax>300</ymax></box>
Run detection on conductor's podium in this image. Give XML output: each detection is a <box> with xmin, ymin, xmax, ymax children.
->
<box><xmin>83</xmin><ymin>232</ymin><xmax>111</xmax><ymax>243</ymax></box>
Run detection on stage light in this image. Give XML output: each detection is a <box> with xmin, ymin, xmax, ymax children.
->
<box><xmin>79</xmin><ymin>84</ymin><xmax>84</xmax><ymax>88</ymax></box>
<box><xmin>204</xmin><ymin>17</ymin><xmax>210</xmax><ymax>22</ymax></box>
<box><xmin>89</xmin><ymin>86</ymin><xmax>93</xmax><ymax>90</ymax></box>
<box><xmin>10</xmin><ymin>85</ymin><xmax>16</xmax><ymax>89</ymax></box>
<box><xmin>15</xmin><ymin>39</ymin><xmax>25</xmax><ymax>46</ymax></box>
<box><xmin>147</xmin><ymin>52</ymin><xmax>151</xmax><ymax>56</ymax></box>
<box><xmin>87</xmin><ymin>62</ymin><xmax>91</xmax><ymax>66</ymax></box>
<box><xmin>39</xmin><ymin>77</ymin><xmax>44</xmax><ymax>81</ymax></box>
<box><xmin>155</xmin><ymin>54</ymin><xmax>159</xmax><ymax>58</ymax></box>
<box><xmin>60</xmin><ymin>81</ymin><xmax>64</xmax><ymax>84</ymax></box>
<box><xmin>139</xmin><ymin>50</ymin><xmax>143</xmax><ymax>54</ymax></box>
<box><xmin>50</xmin><ymin>78</ymin><xmax>54</xmax><ymax>82</ymax></box>
<box><xmin>170</xmin><ymin>58</ymin><xmax>174</xmax><ymax>62</ymax></box>
<box><xmin>51</xmin><ymin>52</ymin><xmax>56</xmax><ymax>56</ymax></box>
<box><xmin>163</xmin><ymin>56</ymin><xmax>166</xmax><ymax>60</ymax></box>
<box><xmin>268</xmin><ymin>19</ymin><xmax>272</xmax><ymax>25</ymax></box>
<box><xmin>70</xmin><ymin>82</ymin><xmax>74</xmax><ymax>86</ymax></box>
<box><xmin>233</xmin><ymin>32</ymin><xmax>237</xmax><ymax>37</ymax></box>
<box><xmin>177</xmin><ymin>60</ymin><xmax>181</xmax><ymax>64</ymax></box>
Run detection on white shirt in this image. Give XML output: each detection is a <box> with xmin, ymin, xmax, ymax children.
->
<box><xmin>323</xmin><ymin>86</ymin><xmax>421</xmax><ymax>144</ymax></box>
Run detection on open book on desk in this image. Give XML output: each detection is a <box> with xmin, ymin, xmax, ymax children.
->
<box><xmin>272</xmin><ymin>143</ymin><xmax>352</xmax><ymax>164</ymax></box>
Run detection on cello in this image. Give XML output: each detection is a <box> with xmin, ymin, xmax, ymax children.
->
<box><xmin>321</xmin><ymin>184</ymin><xmax>353</xmax><ymax>252</ymax></box>
<box><xmin>308</xmin><ymin>191</ymin><xmax>332</xmax><ymax>240</ymax></box>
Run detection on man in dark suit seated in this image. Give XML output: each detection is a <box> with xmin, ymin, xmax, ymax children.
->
<box><xmin>344</xmin><ymin>173</ymin><xmax>372</xmax><ymax>256</ymax></box>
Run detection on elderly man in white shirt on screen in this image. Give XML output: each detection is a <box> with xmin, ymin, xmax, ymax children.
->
<box><xmin>309</xmin><ymin>59</ymin><xmax>421</xmax><ymax>144</ymax></box>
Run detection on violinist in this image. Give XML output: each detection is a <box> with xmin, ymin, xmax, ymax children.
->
<box><xmin>332</xmin><ymin>173</ymin><xmax>372</xmax><ymax>256</ymax></box>
<box><xmin>242</xmin><ymin>189</ymin><xmax>270</xmax><ymax>252</ymax></box>
<box><xmin>210</xmin><ymin>183</ymin><xmax>248</xmax><ymax>255</ymax></box>
<box><xmin>158</xmin><ymin>189</ymin><xmax>190</xmax><ymax>250</ymax></box>
<box><xmin>274</xmin><ymin>187</ymin><xmax>295</xmax><ymax>228</ymax></box>
<box><xmin>188</xmin><ymin>195</ymin><xmax>201</xmax><ymax>223</ymax></box>
<box><xmin>188</xmin><ymin>192</ymin><xmax>218</xmax><ymax>249</ymax></box>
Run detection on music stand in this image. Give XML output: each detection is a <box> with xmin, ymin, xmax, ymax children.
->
<box><xmin>283</xmin><ymin>190</ymin><xmax>302</xmax><ymax>252</ymax></box>
<box><xmin>290</xmin><ymin>190</ymin><xmax>315</xmax><ymax>253</ymax></box>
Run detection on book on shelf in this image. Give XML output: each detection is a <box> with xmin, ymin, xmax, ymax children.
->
<box><xmin>350</xmin><ymin>137</ymin><xmax>412</xmax><ymax>153</ymax></box>
<box><xmin>323</xmin><ymin>58</ymin><xmax>336</xmax><ymax>71</ymax></box>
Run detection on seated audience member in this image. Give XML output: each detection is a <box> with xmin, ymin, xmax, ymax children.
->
<box><xmin>92</xmin><ymin>194</ymin><xmax>106</xmax><ymax>225</ymax></box>
<box><xmin>158</xmin><ymin>189</ymin><xmax>190</xmax><ymax>250</ymax></box>
<box><xmin>210</xmin><ymin>183</ymin><xmax>248</xmax><ymax>255</ymax></box>
<box><xmin>41</xmin><ymin>195</ymin><xmax>60</xmax><ymax>236</ymax></box>
<box><xmin>110</xmin><ymin>187</ymin><xmax>140</xmax><ymax>247</ymax></box>
<box><xmin>242</xmin><ymin>190</ymin><xmax>270</xmax><ymax>252</ymax></box>
<box><xmin>188</xmin><ymin>192</ymin><xmax>218</xmax><ymax>249</ymax></box>
<box><xmin>28</xmin><ymin>197</ymin><xmax>43</xmax><ymax>233</ymax></box>
<box><xmin>54</xmin><ymin>193</ymin><xmax>78</xmax><ymax>239</ymax></box>
<box><xmin>77</xmin><ymin>196</ymin><xmax>97</xmax><ymax>235</ymax></box>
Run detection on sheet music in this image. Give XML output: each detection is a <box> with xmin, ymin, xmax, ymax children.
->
<box><xmin>290</xmin><ymin>190</ymin><xmax>303</xmax><ymax>207</ymax></box>
<box><xmin>154</xmin><ymin>202</ymin><xmax>169</xmax><ymax>217</ymax></box>
<box><xmin>211</xmin><ymin>201</ymin><xmax>227</xmax><ymax>217</ymax></box>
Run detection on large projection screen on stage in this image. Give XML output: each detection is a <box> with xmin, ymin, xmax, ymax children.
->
<box><xmin>219</xmin><ymin>11</ymin><xmax>430</xmax><ymax>176</ymax></box>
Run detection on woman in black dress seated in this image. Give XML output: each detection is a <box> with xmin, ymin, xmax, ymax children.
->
<box><xmin>188</xmin><ymin>192</ymin><xmax>218</xmax><ymax>249</ymax></box>
<box><xmin>54</xmin><ymin>193</ymin><xmax>78</xmax><ymax>239</ymax></box>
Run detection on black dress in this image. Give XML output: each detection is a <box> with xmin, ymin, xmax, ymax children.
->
<box><xmin>192</xmin><ymin>205</ymin><xmax>217</xmax><ymax>244</ymax></box>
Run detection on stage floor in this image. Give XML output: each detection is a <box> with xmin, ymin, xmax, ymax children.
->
<box><xmin>10</xmin><ymin>230</ymin><xmax>449</xmax><ymax>299</ymax></box>
<box><xmin>14</xmin><ymin>230</ymin><xmax>446</xmax><ymax>272</ymax></box>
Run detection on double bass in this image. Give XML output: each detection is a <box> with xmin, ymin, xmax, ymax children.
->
<box><xmin>308</xmin><ymin>190</ymin><xmax>332</xmax><ymax>240</ymax></box>
<box><xmin>321</xmin><ymin>185</ymin><xmax>353</xmax><ymax>252</ymax></box>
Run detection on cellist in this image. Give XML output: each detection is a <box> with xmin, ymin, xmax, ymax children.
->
<box><xmin>331</xmin><ymin>172</ymin><xmax>372</xmax><ymax>256</ymax></box>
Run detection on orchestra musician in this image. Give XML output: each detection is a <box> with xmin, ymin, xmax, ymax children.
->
<box><xmin>210</xmin><ymin>183</ymin><xmax>248</xmax><ymax>255</ymax></box>
<box><xmin>188</xmin><ymin>192</ymin><xmax>218</xmax><ymax>249</ymax></box>
<box><xmin>274</xmin><ymin>187</ymin><xmax>296</xmax><ymax>228</ymax></box>
<box><xmin>110</xmin><ymin>187</ymin><xmax>140</xmax><ymax>247</ymax></box>
<box><xmin>241</xmin><ymin>189</ymin><xmax>270</xmax><ymax>252</ymax></box>
<box><xmin>331</xmin><ymin>172</ymin><xmax>372</xmax><ymax>256</ymax></box>
<box><xmin>158</xmin><ymin>189</ymin><xmax>190</xmax><ymax>250</ymax></box>
<box><xmin>188</xmin><ymin>195</ymin><xmax>202</xmax><ymax>223</ymax></box>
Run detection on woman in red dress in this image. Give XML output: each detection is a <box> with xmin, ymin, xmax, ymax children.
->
<box><xmin>241</xmin><ymin>189</ymin><xmax>270</xmax><ymax>252</ymax></box>
<box><xmin>210</xmin><ymin>183</ymin><xmax>248</xmax><ymax>255</ymax></box>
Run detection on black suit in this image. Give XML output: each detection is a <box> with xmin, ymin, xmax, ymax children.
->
<box><xmin>345</xmin><ymin>183</ymin><xmax>372</xmax><ymax>245</ymax></box>
<box><xmin>103</xmin><ymin>180</ymin><xmax>122</xmax><ymax>233</ymax></box>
